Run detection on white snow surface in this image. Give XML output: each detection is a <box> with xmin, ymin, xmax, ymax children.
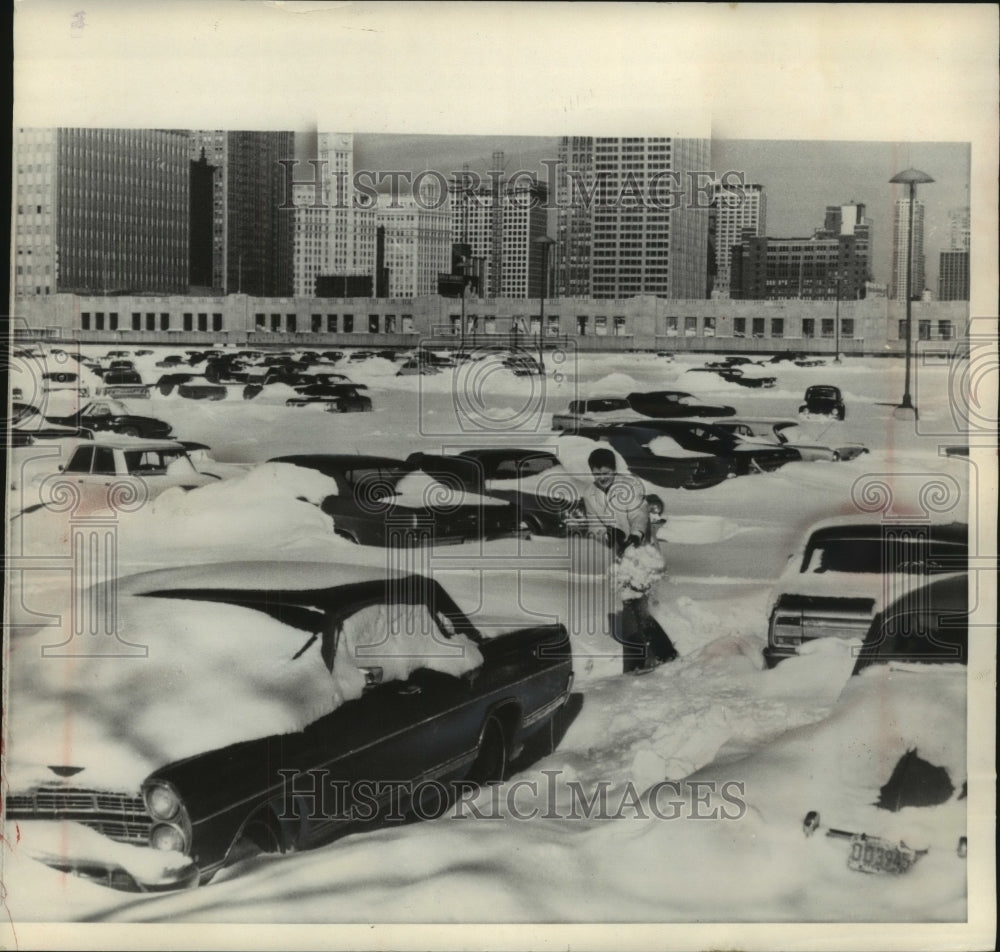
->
<box><xmin>2</xmin><ymin>348</ymin><xmax>984</xmax><ymax>925</ymax></box>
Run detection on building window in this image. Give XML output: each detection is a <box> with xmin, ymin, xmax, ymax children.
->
<box><xmin>595</xmin><ymin>316</ymin><xmax>608</xmax><ymax>336</ymax></box>
<box><xmin>402</xmin><ymin>314</ymin><xmax>414</xmax><ymax>334</ymax></box>
<box><xmin>81</xmin><ymin>312</ymin><xmax>90</xmax><ymax>330</ymax></box>
<box><xmin>752</xmin><ymin>318</ymin><xmax>765</xmax><ymax>338</ymax></box>
<box><xmin>343</xmin><ymin>314</ymin><xmax>354</xmax><ymax>333</ymax></box>
<box><xmin>183</xmin><ymin>313</ymin><xmax>193</xmax><ymax>331</ymax></box>
<box><xmin>685</xmin><ymin>316</ymin><xmax>698</xmax><ymax>337</ymax></box>
<box><xmin>95</xmin><ymin>313</ymin><xmax>105</xmax><ymax>331</ymax></box>
<box><xmin>287</xmin><ymin>314</ymin><xmax>297</xmax><ymax>333</ymax></box>
<box><xmin>212</xmin><ymin>313</ymin><xmax>223</xmax><ymax>332</ymax></box>
<box><xmin>197</xmin><ymin>313</ymin><xmax>208</xmax><ymax>332</ymax></box>
<box><xmin>385</xmin><ymin>314</ymin><xmax>396</xmax><ymax>334</ymax></box>
<box><xmin>898</xmin><ymin>320</ymin><xmax>907</xmax><ymax>340</ymax></box>
<box><xmin>666</xmin><ymin>316</ymin><xmax>679</xmax><ymax>337</ymax></box>
<box><xmin>255</xmin><ymin>313</ymin><xmax>266</xmax><ymax>331</ymax></box>
<box><xmin>485</xmin><ymin>317</ymin><xmax>496</xmax><ymax>335</ymax></box>
<box><xmin>131</xmin><ymin>312</ymin><xmax>141</xmax><ymax>331</ymax></box>
<box><xmin>703</xmin><ymin>317</ymin><xmax>715</xmax><ymax>337</ymax></box>
<box><xmin>368</xmin><ymin>314</ymin><xmax>380</xmax><ymax>334</ymax></box>
<box><xmin>577</xmin><ymin>315</ymin><xmax>588</xmax><ymax>336</ymax></box>
<box><xmin>311</xmin><ymin>314</ymin><xmax>322</xmax><ymax>333</ymax></box>
<box><xmin>613</xmin><ymin>316</ymin><xmax>626</xmax><ymax>336</ymax></box>
<box><xmin>918</xmin><ymin>320</ymin><xmax>930</xmax><ymax>340</ymax></box>
<box><xmin>802</xmin><ymin>318</ymin><xmax>815</xmax><ymax>339</ymax></box>
<box><xmin>771</xmin><ymin>318</ymin><xmax>783</xmax><ymax>338</ymax></box>
<box><xmin>160</xmin><ymin>313</ymin><xmax>170</xmax><ymax>331</ymax></box>
<box><xmin>821</xmin><ymin>319</ymin><xmax>834</xmax><ymax>338</ymax></box>
<box><xmin>109</xmin><ymin>313</ymin><xmax>119</xmax><ymax>331</ymax></box>
<box><xmin>327</xmin><ymin>315</ymin><xmax>338</xmax><ymax>333</ymax></box>
<box><xmin>271</xmin><ymin>313</ymin><xmax>281</xmax><ymax>332</ymax></box>
<box><xmin>841</xmin><ymin>319</ymin><xmax>854</xmax><ymax>339</ymax></box>
<box><xmin>530</xmin><ymin>315</ymin><xmax>541</xmax><ymax>336</ymax></box>
<box><xmin>547</xmin><ymin>315</ymin><xmax>560</xmax><ymax>337</ymax></box>
<box><xmin>938</xmin><ymin>320</ymin><xmax>953</xmax><ymax>340</ymax></box>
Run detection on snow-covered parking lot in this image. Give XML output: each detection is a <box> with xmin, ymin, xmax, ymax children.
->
<box><xmin>3</xmin><ymin>345</ymin><xmax>993</xmax><ymax>925</ymax></box>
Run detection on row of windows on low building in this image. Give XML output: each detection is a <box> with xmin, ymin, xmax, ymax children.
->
<box><xmin>69</xmin><ymin>310</ymin><xmax>955</xmax><ymax>342</ymax></box>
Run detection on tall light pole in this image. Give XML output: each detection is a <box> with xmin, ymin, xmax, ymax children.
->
<box><xmin>889</xmin><ymin>168</ymin><xmax>934</xmax><ymax>418</ymax></box>
<box><xmin>834</xmin><ymin>275</ymin><xmax>841</xmax><ymax>364</ymax></box>
<box><xmin>534</xmin><ymin>235</ymin><xmax>556</xmax><ymax>373</ymax></box>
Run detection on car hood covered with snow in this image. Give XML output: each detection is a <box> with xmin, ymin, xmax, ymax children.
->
<box><xmin>5</xmin><ymin>562</ymin><xmax>484</xmax><ymax>793</ymax></box>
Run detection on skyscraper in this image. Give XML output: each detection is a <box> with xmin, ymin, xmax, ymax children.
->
<box><xmin>14</xmin><ymin>127</ymin><xmax>190</xmax><ymax>297</ymax></box>
<box><xmin>189</xmin><ymin>130</ymin><xmax>295</xmax><ymax>296</ymax></box>
<box><xmin>449</xmin><ymin>164</ymin><xmax>548</xmax><ymax>299</ymax></box>
<box><xmin>375</xmin><ymin>195</ymin><xmax>451</xmax><ymax>298</ymax></box>
<box><xmin>555</xmin><ymin>136</ymin><xmax>712</xmax><ymax>300</ymax></box>
<box><xmin>891</xmin><ymin>199</ymin><xmax>926</xmax><ymax>301</ymax></box>
<box><xmin>710</xmin><ymin>181</ymin><xmax>766</xmax><ymax>298</ymax></box>
<box><xmin>938</xmin><ymin>206</ymin><xmax>971</xmax><ymax>301</ymax></box>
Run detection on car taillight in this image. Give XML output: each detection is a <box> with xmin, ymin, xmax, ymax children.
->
<box><xmin>770</xmin><ymin>612</ymin><xmax>803</xmax><ymax>646</ymax></box>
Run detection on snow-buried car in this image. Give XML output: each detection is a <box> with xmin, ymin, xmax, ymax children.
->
<box><xmin>5</xmin><ymin>562</ymin><xmax>574</xmax><ymax>892</ymax></box>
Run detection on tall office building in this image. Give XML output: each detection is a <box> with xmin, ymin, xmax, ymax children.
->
<box><xmin>189</xmin><ymin>130</ymin><xmax>295</xmax><ymax>296</ymax></box>
<box><xmin>376</xmin><ymin>195</ymin><xmax>452</xmax><ymax>298</ymax></box>
<box><xmin>710</xmin><ymin>181</ymin><xmax>766</xmax><ymax>298</ymax></box>
<box><xmin>937</xmin><ymin>206</ymin><xmax>970</xmax><ymax>302</ymax></box>
<box><xmin>14</xmin><ymin>127</ymin><xmax>190</xmax><ymax>297</ymax></box>
<box><xmin>555</xmin><ymin>136</ymin><xmax>712</xmax><ymax>299</ymax></box>
<box><xmin>292</xmin><ymin>181</ymin><xmax>332</xmax><ymax>297</ymax></box>
<box><xmin>948</xmin><ymin>206</ymin><xmax>970</xmax><ymax>252</ymax></box>
<box><xmin>449</xmin><ymin>165</ymin><xmax>548</xmax><ymax>299</ymax></box>
<box><xmin>890</xmin><ymin>199</ymin><xmax>926</xmax><ymax>301</ymax></box>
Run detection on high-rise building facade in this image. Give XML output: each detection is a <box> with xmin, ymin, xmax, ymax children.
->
<box><xmin>938</xmin><ymin>251</ymin><xmax>970</xmax><ymax>301</ymax></box>
<box><xmin>376</xmin><ymin>196</ymin><xmax>452</xmax><ymax>299</ymax></box>
<box><xmin>189</xmin><ymin>130</ymin><xmax>295</xmax><ymax>296</ymax></box>
<box><xmin>890</xmin><ymin>199</ymin><xmax>926</xmax><ymax>301</ymax></box>
<box><xmin>555</xmin><ymin>136</ymin><xmax>712</xmax><ymax>300</ymax></box>
<box><xmin>14</xmin><ymin>128</ymin><xmax>190</xmax><ymax>297</ymax></box>
<box><xmin>948</xmin><ymin>206</ymin><xmax>970</xmax><ymax>252</ymax></box>
<box><xmin>710</xmin><ymin>181</ymin><xmax>766</xmax><ymax>298</ymax></box>
<box><xmin>449</xmin><ymin>174</ymin><xmax>548</xmax><ymax>299</ymax></box>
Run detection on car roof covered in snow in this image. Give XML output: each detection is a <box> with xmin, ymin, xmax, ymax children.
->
<box><xmin>795</xmin><ymin>513</ymin><xmax>969</xmax><ymax>540</ymax></box>
<box><xmin>87</xmin><ymin>436</ymin><xmax>186</xmax><ymax>451</ymax></box>
<box><xmin>118</xmin><ymin>560</ymin><xmax>424</xmax><ymax>597</ymax></box>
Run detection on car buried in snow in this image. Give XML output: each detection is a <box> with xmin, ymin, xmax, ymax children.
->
<box><xmin>44</xmin><ymin>398</ymin><xmax>173</xmax><ymax>439</ymax></box>
<box><xmin>570</xmin><ymin>425</ymin><xmax>735</xmax><ymax>489</ymax></box>
<box><xmin>411</xmin><ymin>448</ymin><xmax>584</xmax><ymax>537</ymax></box>
<box><xmin>799</xmin><ymin>385</ymin><xmax>846</xmax><ymax>419</ymax></box>
<box><xmin>598</xmin><ymin>418</ymin><xmax>801</xmax><ymax>476</ymax></box>
<box><xmin>763</xmin><ymin>516</ymin><xmax>969</xmax><ymax>672</ymax></box>
<box><xmin>625</xmin><ymin>390</ymin><xmax>736</xmax><ymax>419</ymax></box>
<box><xmin>269</xmin><ymin>454</ymin><xmax>526</xmax><ymax>545</ymax></box>
<box><xmin>551</xmin><ymin>396</ymin><xmax>649</xmax><ymax>432</ymax></box>
<box><xmin>4</xmin><ymin>562</ymin><xmax>574</xmax><ymax>892</ymax></box>
<box><xmin>711</xmin><ymin>418</ymin><xmax>869</xmax><ymax>462</ymax></box>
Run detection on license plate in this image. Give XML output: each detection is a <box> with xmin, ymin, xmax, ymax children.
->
<box><xmin>846</xmin><ymin>834</ymin><xmax>919</xmax><ymax>874</ymax></box>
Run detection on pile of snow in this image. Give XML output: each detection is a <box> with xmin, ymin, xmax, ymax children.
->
<box><xmin>646</xmin><ymin>435</ymin><xmax>713</xmax><ymax>459</ymax></box>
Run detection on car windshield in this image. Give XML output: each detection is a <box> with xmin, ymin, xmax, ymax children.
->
<box><xmin>801</xmin><ymin>535</ymin><xmax>967</xmax><ymax>574</ymax></box>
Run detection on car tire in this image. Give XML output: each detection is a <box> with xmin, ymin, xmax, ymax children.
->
<box><xmin>466</xmin><ymin>715</ymin><xmax>508</xmax><ymax>786</ymax></box>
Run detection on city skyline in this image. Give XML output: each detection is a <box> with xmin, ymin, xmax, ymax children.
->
<box><xmin>348</xmin><ymin>133</ymin><xmax>969</xmax><ymax>294</ymax></box>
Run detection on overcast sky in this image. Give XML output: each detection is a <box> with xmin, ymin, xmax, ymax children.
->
<box><xmin>330</xmin><ymin>133</ymin><xmax>969</xmax><ymax>292</ymax></box>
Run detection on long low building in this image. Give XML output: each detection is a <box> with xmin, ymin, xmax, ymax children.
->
<box><xmin>12</xmin><ymin>292</ymin><xmax>970</xmax><ymax>356</ymax></box>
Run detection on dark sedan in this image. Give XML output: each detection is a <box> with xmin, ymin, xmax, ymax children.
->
<box><xmin>45</xmin><ymin>398</ymin><xmax>173</xmax><ymax>439</ymax></box>
<box><xmin>800</xmin><ymin>385</ymin><xmax>846</xmax><ymax>419</ymax></box>
<box><xmin>11</xmin><ymin>402</ymin><xmax>91</xmax><ymax>445</ymax></box>
<box><xmin>419</xmin><ymin>448</ymin><xmax>582</xmax><ymax>536</ymax></box>
<box><xmin>6</xmin><ymin>562</ymin><xmax>574</xmax><ymax>891</ymax></box>
<box><xmin>286</xmin><ymin>383</ymin><xmax>372</xmax><ymax>411</ymax></box>
<box><xmin>270</xmin><ymin>454</ymin><xmax>525</xmax><ymax>545</ymax></box>
<box><xmin>573</xmin><ymin>425</ymin><xmax>735</xmax><ymax>489</ymax></box>
<box><xmin>607</xmin><ymin>419</ymin><xmax>801</xmax><ymax>475</ymax></box>
<box><xmin>626</xmin><ymin>390</ymin><xmax>735</xmax><ymax>418</ymax></box>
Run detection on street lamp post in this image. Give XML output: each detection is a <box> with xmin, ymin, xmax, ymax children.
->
<box><xmin>889</xmin><ymin>168</ymin><xmax>934</xmax><ymax>419</ymax></box>
<box><xmin>534</xmin><ymin>236</ymin><xmax>556</xmax><ymax>374</ymax></box>
<box><xmin>834</xmin><ymin>276</ymin><xmax>841</xmax><ymax>364</ymax></box>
